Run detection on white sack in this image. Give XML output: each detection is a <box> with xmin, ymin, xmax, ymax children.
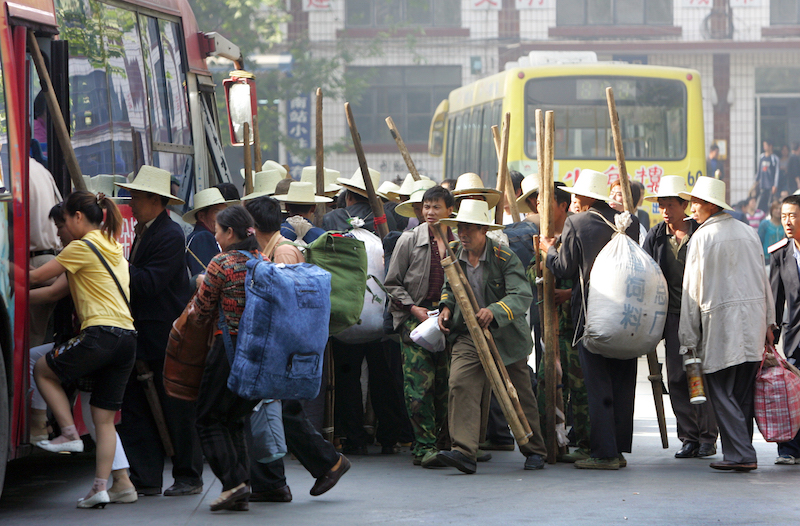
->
<box><xmin>410</xmin><ymin>310</ymin><xmax>446</xmax><ymax>353</ymax></box>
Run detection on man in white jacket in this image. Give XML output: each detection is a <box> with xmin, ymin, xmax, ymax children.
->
<box><xmin>678</xmin><ymin>177</ymin><xmax>776</xmax><ymax>472</ymax></box>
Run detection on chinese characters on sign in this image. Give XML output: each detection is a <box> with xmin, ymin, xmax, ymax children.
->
<box><xmin>472</xmin><ymin>0</ymin><xmax>502</xmax><ymax>10</ymax></box>
<box><xmin>515</xmin><ymin>0</ymin><xmax>548</xmax><ymax>8</ymax></box>
<box><xmin>683</xmin><ymin>0</ymin><xmax>760</xmax><ymax>5</ymax></box>
<box><xmin>286</xmin><ymin>94</ymin><xmax>312</xmax><ymax>180</ymax></box>
<box><xmin>303</xmin><ymin>0</ymin><xmax>331</xmax><ymax>11</ymax></box>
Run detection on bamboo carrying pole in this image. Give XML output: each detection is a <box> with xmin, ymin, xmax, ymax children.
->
<box><xmin>435</xmin><ymin>224</ymin><xmax>533</xmax><ymax>444</ymax></box>
<box><xmin>345</xmin><ymin>102</ymin><xmax>389</xmax><ymax>239</ymax></box>
<box><xmin>27</xmin><ymin>31</ymin><xmax>87</xmax><ymax>191</ymax></box>
<box><xmin>606</xmin><ymin>87</ymin><xmax>669</xmax><ymax>449</ymax></box>
<box><xmin>314</xmin><ymin>88</ymin><xmax>325</xmax><ymax>227</ymax></box>
<box><xmin>253</xmin><ymin>113</ymin><xmax>263</xmax><ymax>170</ymax></box>
<box><xmin>243</xmin><ymin>122</ymin><xmax>253</xmax><ymax>195</ymax></box>
<box><xmin>385</xmin><ymin>117</ymin><xmax>421</xmax><ymax>181</ymax></box>
<box><xmin>491</xmin><ymin>114</ymin><xmax>520</xmax><ymax>222</ymax></box>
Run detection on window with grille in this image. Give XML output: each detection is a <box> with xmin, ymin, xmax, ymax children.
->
<box><xmin>346</xmin><ymin>0</ymin><xmax>461</xmax><ymax>28</ymax></box>
<box><xmin>557</xmin><ymin>0</ymin><xmax>672</xmax><ymax>26</ymax></box>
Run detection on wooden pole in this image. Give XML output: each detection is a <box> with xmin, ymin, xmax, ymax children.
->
<box><xmin>135</xmin><ymin>360</ymin><xmax>175</xmax><ymax>457</ymax></box>
<box><xmin>243</xmin><ymin>122</ymin><xmax>253</xmax><ymax>195</ymax></box>
<box><xmin>542</xmin><ymin>111</ymin><xmax>561</xmax><ymax>463</ymax></box>
<box><xmin>491</xmin><ymin>114</ymin><xmax>520</xmax><ymax>221</ymax></box>
<box><xmin>27</xmin><ymin>31</ymin><xmax>87</xmax><ymax>191</ymax></box>
<box><xmin>323</xmin><ymin>341</ymin><xmax>335</xmax><ymax>443</ymax></box>
<box><xmin>252</xmin><ymin>113</ymin><xmax>263</xmax><ymax>170</ymax></box>
<box><xmin>314</xmin><ymin>88</ymin><xmax>325</xmax><ymax>227</ymax></box>
<box><xmin>490</xmin><ymin>126</ymin><xmax>506</xmax><ymax>225</ymax></box>
<box><xmin>385</xmin><ymin>116</ymin><xmax>421</xmax><ymax>181</ymax></box>
<box><xmin>534</xmin><ymin>110</ymin><xmax>545</xmax><ymax>369</ymax></box>
<box><xmin>345</xmin><ymin>102</ymin><xmax>389</xmax><ymax>239</ymax></box>
<box><xmin>607</xmin><ymin>87</ymin><xmax>669</xmax><ymax>449</ymax></box>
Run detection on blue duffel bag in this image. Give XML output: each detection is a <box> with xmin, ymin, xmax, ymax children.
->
<box><xmin>226</xmin><ymin>254</ymin><xmax>332</xmax><ymax>401</ymax></box>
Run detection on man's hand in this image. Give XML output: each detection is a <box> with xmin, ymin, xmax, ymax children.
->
<box><xmin>539</xmin><ymin>236</ymin><xmax>556</xmax><ymax>253</ymax></box>
<box><xmin>410</xmin><ymin>305</ymin><xmax>430</xmax><ymax>323</ymax></box>
<box><xmin>476</xmin><ymin>308</ymin><xmax>494</xmax><ymax>329</ymax></box>
<box><xmin>438</xmin><ymin>306</ymin><xmax>451</xmax><ymax>335</ymax></box>
<box><xmin>767</xmin><ymin>324</ymin><xmax>777</xmax><ymax>347</ymax></box>
<box><xmin>554</xmin><ymin>288</ymin><xmax>571</xmax><ymax>306</ymax></box>
<box><xmin>195</xmin><ymin>274</ymin><xmax>205</xmax><ymax>289</ymax></box>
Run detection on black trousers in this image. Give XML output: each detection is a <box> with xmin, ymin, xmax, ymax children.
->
<box><xmin>118</xmin><ymin>322</ymin><xmax>203</xmax><ymax>489</ymax></box>
<box><xmin>331</xmin><ymin>338</ymin><xmax>410</xmax><ymax>448</ymax></box>
<box><xmin>705</xmin><ymin>362</ymin><xmax>759</xmax><ymax>464</ymax></box>
<box><xmin>578</xmin><ymin>343</ymin><xmax>637</xmax><ymax>459</ymax></box>
<box><xmin>249</xmin><ymin>399</ymin><xmax>340</xmax><ymax>492</ymax></box>
<box><xmin>195</xmin><ymin>335</ymin><xmax>258</xmax><ymax>491</ymax></box>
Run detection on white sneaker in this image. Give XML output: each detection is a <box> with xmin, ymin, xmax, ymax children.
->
<box><xmin>36</xmin><ymin>437</ymin><xmax>84</xmax><ymax>453</ymax></box>
<box><xmin>775</xmin><ymin>455</ymin><xmax>796</xmax><ymax>465</ymax></box>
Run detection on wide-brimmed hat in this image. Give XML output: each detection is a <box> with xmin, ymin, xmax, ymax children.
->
<box><xmin>678</xmin><ymin>176</ymin><xmax>732</xmax><ymax>211</ymax></box>
<box><xmin>440</xmin><ymin>199</ymin><xmax>503</xmax><ymax>231</ymax></box>
<box><xmin>241</xmin><ymin>160</ymin><xmax>288</xmax><ymax>181</ymax></box>
<box><xmin>377</xmin><ymin>181</ymin><xmax>402</xmax><ymax>202</ymax></box>
<box><xmin>397</xmin><ymin>173</ymin><xmax>430</xmax><ymax>196</ymax></box>
<box><xmin>182</xmin><ymin>188</ymin><xmax>238</xmax><ymax>223</ymax></box>
<box><xmin>395</xmin><ymin>179</ymin><xmax>437</xmax><ymax>218</ymax></box>
<box><xmin>337</xmin><ymin>168</ymin><xmax>381</xmax><ymax>198</ymax></box>
<box><xmin>115</xmin><ymin>165</ymin><xmax>184</xmax><ymax>205</ymax></box>
<box><xmin>274</xmin><ymin>181</ymin><xmax>333</xmax><ymax>204</ymax></box>
<box><xmin>562</xmin><ymin>169</ymin><xmax>609</xmax><ymax>202</ymax></box>
<box><xmin>516</xmin><ymin>174</ymin><xmax>540</xmax><ymax>214</ymax></box>
<box><xmin>240</xmin><ymin>169</ymin><xmax>284</xmax><ymax>202</ymax></box>
<box><xmin>452</xmin><ymin>172</ymin><xmax>501</xmax><ymax>210</ymax></box>
<box><xmin>644</xmin><ymin>175</ymin><xmax>687</xmax><ymax>202</ymax></box>
<box><xmin>300</xmin><ymin>166</ymin><xmax>342</xmax><ymax>194</ymax></box>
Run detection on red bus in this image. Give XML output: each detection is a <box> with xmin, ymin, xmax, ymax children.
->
<box><xmin>0</xmin><ymin>0</ymin><xmax>244</xmax><ymax>493</ymax></box>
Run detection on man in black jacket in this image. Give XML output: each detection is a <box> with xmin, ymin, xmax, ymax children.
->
<box><xmin>642</xmin><ymin>176</ymin><xmax>718</xmax><ymax>460</ymax></box>
<box><xmin>115</xmin><ymin>166</ymin><xmax>203</xmax><ymax>497</ymax></box>
<box><xmin>769</xmin><ymin>194</ymin><xmax>800</xmax><ymax>464</ymax></box>
<box><xmin>540</xmin><ymin>170</ymin><xmax>639</xmax><ymax>470</ymax></box>
<box><xmin>322</xmin><ymin>168</ymin><xmax>398</xmax><ymax>233</ymax></box>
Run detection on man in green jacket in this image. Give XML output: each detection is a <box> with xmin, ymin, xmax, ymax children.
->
<box><xmin>436</xmin><ymin>200</ymin><xmax>547</xmax><ymax>474</ymax></box>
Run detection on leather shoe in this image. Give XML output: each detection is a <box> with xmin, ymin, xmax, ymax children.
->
<box><xmin>210</xmin><ymin>484</ymin><xmax>250</xmax><ymax>511</ymax></box>
<box><xmin>163</xmin><ymin>482</ymin><xmax>203</xmax><ymax>496</ymax></box>
<box><xmin>524</xmin><ymin>454</ymin><xmax>545</xmax><ymax>470</ymax></box>
<box><xmin>310</xmin><ymin>454</ymin><xmax>351</xmax><ymax>496</ymax></box>
<box><xmin>137</xmin><ymin>487</ymin><xmax>162</xmax><ymax>497</ymax></box>
<box><xmin>436</xmin><ymin>450</ymin><xmax>476</xmax><ymax>474</ymax></box>
<box><xmin>476</xmin><ymin>450</ymin><xmax>492</xmax><ymax>463</ymax></box>
<box><xmin>710</xmin><ymin>460</ymin><xmax>757</xmax><ymax>472</ymax></box>
<box><xmin>697</xmin><ymin>443</ymin><xmax>716</xmax><ymax>458</ymax></box>
<box><xmin>675</xmin><ymin>441</ymin><xmax>700</xmax><ymax>458</ymax></box>
<box><xmin>249</xmin><ymin>485</ymin><xmax>292</xmax><ymax>502</ymax></box>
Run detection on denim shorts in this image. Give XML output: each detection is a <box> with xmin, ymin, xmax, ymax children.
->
<box><xmin>46</xmin><ymin>325</ymin><xmax>137</xmax><ymax>411</ymax></box>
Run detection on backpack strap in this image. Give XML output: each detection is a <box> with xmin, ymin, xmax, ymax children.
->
<box><xmin>83</xmin><ymin>239</ymin><xmax>132</xmax><ymax>315</ymax></box>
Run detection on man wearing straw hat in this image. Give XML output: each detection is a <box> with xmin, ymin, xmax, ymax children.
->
<box><xmin>678</xmin><ymin>176</ymin><xmax>775</xmax><ymax>472</ymax></box>
<box><xmin>276</xmin><ymin>181</ymin><xmax>331</xmax><ymax>245</ymax></box>
<box><xmin>377</xmin><ymin>180</ymin><xmax>408</xmax><ymax>232</ymax></box>
<box><xmin>115</xmin><ymin>165</ymin><xmax>204</xmax><ymax>496</ymax></box>
<box><xmin>642</xmin><ymin>175</ymin><xmax>718</xmax><ymax>458</ymax></box>
<box><xmin>241</xmin><ymin>169</ymin><xmax>283</xmax><ymax>203</ymax></box>
<box><xmin>183</xmin><ymin>187</ymin><xmax>236</xmax><ymax>276</ymax></box>
<box><xmin>540</xmin><ymin>169</ymin><xmax>640</xmax><ymax>470</ymax></box>
<box><xmin>323</xmin><ymin>168</ymin><xmax>398</xmax><ymax>233</ymax></box>
<box><xmin>642</xmin><ymin>176</ymin><xmax>718</xmax><ymax>460</ymax></box>
<box><xmin>436</xmin><ymin>199</ymin><xmax>547</xmax><ymax>474</ymax></box>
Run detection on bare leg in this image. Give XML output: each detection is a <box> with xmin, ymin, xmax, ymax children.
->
<box><xmin>87</xmin><ymin>406</ymin><xmax>117</xmax><ymax>499</ymax></box>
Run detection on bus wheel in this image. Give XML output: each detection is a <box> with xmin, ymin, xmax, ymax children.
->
<box><xmin>0</xmin><ymin>347</ymin><xmax>7</xmax><ymax>498</ymax></box>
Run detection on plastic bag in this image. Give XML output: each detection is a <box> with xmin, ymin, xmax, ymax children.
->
<box><xmin>583</xmin><ymin>211</ymin><xmax>668</xmax><ymax>360</ymax></box>
<box><xmin>755</xmin><ymin>346</ymin><xmax>800</xmax><ymax>442</ymax></box>
<box><xmin>250</xmin><ymin>399</ymin><xmax>287</xmax><ymax>464</ymax></box>
<box><xmin>410</xmin><ymin>310</ymin><xmax>446</xmax><ymax>353</ymax></box>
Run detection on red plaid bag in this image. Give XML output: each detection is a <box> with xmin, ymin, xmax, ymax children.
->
<box><xmin>754</xmin><ymin>346</ymin><xmax>800</xmax><ymax>442</ymax></box>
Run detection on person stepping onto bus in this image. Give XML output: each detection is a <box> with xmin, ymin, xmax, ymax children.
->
<box><xmin>30</xmin><ymin>191</ymin><xmax>137</xmax><ymax>508</ymax></box>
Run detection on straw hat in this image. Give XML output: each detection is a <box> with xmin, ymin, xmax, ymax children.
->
<box><xmin>115</xmin><ymin>165</ymin><xmax>184</xmax><ymax>205</ymax></box>
<box><xmin>643</xmin><ymin>175</ymin><xmax>687</xmax><ymax>202</ymax></box>
<box><xmin>516</xmin><ymin>174</ymin><xmax>540</xmax><ymax>213</ymax></box>
<box><xmin>300</xmin><ymin>166</ymin><xmax>342</xmax><ymax>194</ymax></box>
<box><xmin>262</xmin><ymin>160</ymin><xmax>287</xmax><ymax>177</ymax></box>
<box><xmin>452</xmin><ymin>172</ymin><xmax>501</xmax><ymax>209</ymax></box>
<box><xmin>336</xmin><ymin>168</ymin><xmax>381</xmax><ymax>198</ymax></box>
<box><xmin>440</xmin><ymin>199</ymin><xmax>503</xmax><ymax>231</ymax></box>
<box><xmin>562</xmin><ymin>169</ymin><xmax>609</xmax><ymax>202</ymax></box>
<box><xmin>240</xmin><ymin>169</ymin><xmax>284</xmax><ymax>202</ymax></box>
<box><xmin>274</xmin><ymin>181</ymin><xmax>333</xmax><ymax>204</ymax></box>
<box><xmin>182</xmin><ymin>188</ymin><xmax>238</xmax><ymax>224</ymax></box>
<box><xmin>377</xmin><ymin>181</ymin><xmax>401</xmax><ymax>202</ymax></box>
<box><xmin>678</xmin><ymin>176</ymin><xmax>732</xmax><ymax>211</ymax></box>
<box><xmin>397</xmin><ymin>173</ymin><xmax>431</xmax><ymax>196</ymax></box>
<box><xmin>395</xmin><ymin>179</ymin><xmax>437</xmax><ymax>218</ymax></box>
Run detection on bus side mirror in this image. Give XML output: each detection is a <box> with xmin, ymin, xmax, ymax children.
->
<box><xmin>223</xmin><ymin>71</ymin><xmax>257</xmax><ymax>146</ymax></box>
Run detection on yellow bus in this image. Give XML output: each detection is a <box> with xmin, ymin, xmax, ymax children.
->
<box><xmin>429</xmin><ymin>57</ymin><xmax>705</xmax><ymax>218</ymax></box>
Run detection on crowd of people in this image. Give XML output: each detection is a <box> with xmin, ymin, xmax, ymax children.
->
<box><xmin>25</xmin><ymin>157</ymin><xmax>800</xmax><ymax>510</ymax></box>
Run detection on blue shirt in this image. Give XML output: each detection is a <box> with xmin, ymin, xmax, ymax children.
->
<box><xmin>281</xmin><ymin>220</ymin><xmax>325</xmax><ymax>244</ymax></box>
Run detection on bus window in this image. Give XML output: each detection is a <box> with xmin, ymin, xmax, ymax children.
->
<box><xmin>524</xmin><ymin>76</ymin><xmax>687</xmax><ymax>161</ymax></box>
<box><xmin>468</xmin><ymin>107</ymin><xmax>481</xmax><ymax>175</ymax></box>
<box><xmin>445</xmin><ymin>115</ymin><xmax>456</xmax><ymax>179</ymax></box>
<box><xmin>479</xmin><ymin>103</ymin><xmax>494</xmax><ymax>181</ymax></box>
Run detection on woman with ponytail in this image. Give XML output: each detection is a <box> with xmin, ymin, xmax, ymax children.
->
<box><xmin>30</xmin><ymin>191</ymin><xmax>137</xmax><ymax>509</ymax></box>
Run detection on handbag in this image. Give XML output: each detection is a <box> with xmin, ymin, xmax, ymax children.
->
<box><xmin>754</xmin><ymin>345</ymin><xmax>800</xmax><ymax>442</ymax></box>
<box><xmin>249</xmin><ymin>399</ymin><xmax>287</xmax><ymax>464</ymax></box>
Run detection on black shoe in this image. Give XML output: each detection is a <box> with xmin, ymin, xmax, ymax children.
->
<box><xmin>697</xmin><ymin>443</ymin><xmax>717</xmax><ymax>458</ymax></box>
<box><xmin>137</xmin><ymin>486</ymin><xmax>162</xmax><ymax>497</ymax></box>
<box><xmin>342</xmin><ymin>445</ymin><xmax>368</xmax><ymax>456</ymax></box>
<box><xmin>476</xmin><ymin>450</ymin><xmax>492</xmax><ymax>463</ymax></box>
<box><xmin>524</xmin><ymin>454</ymin><xmax>545</xmax><ymax>470</ymax></box>
<box><xmin>310</xmin><ymin>454</ymin><xmax>351</xmax><ymax>496</ymax></box>
<box><xmin>163</xmin><ymin>482</ymin><xmax>203</xmax><ymax>496</ymax></box>
<box><xmin>249</xmin><ymin>485</ymin><xmax>292</xmax><ymax>502</ymax></box>
<box><xmin>436</xmin><ymin>450</ymin><xmax>476</xmax><ymax>474</ymax></box>
<box><xmin>675</xmin><ymin>441</ymin><xmax>700</xmax><ymax>459</ymax></box>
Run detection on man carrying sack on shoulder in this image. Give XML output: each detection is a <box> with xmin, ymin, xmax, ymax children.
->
<box><xmin>436</xmin><ymin>200</ymin><xmax>547</xmax><ymax>474</ymax></box>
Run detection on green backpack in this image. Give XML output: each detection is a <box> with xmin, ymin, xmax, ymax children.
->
<box><xmin>303</xmin><ymin>232</ymin><xmax>367</xmax><ymax>335</ymax></box>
